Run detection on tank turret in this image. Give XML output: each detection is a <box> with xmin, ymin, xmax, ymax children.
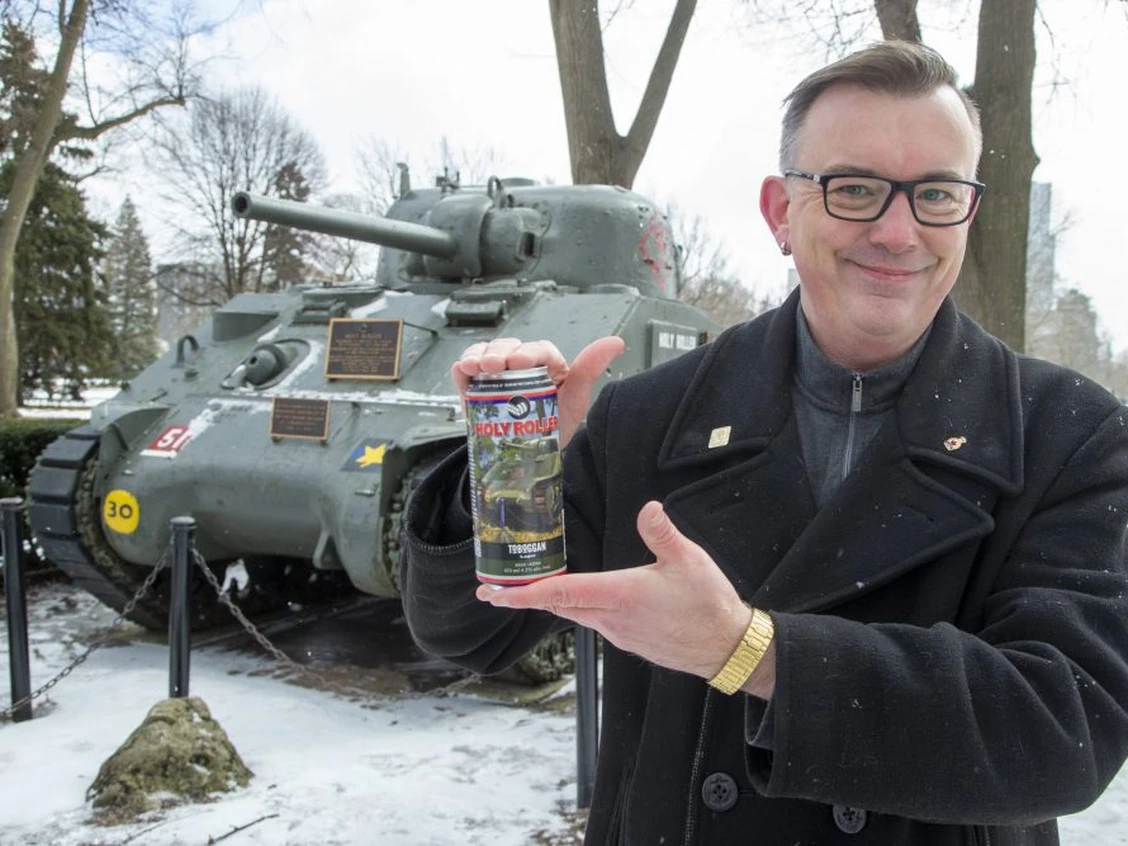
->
<box><xmin>234</xmin><ymin>177</ymin><xmax>683</xmax><ymax>297</ymax></box>
<box><xmin>26</xmin><ymin>174</ymin><xmax>722</xmax><ymax>681</ymax></box>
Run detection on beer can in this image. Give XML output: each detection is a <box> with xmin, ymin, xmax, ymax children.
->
<box><xmin>465</xmin><ymin>366</ymin><xmax>565</xmax><ymax>586</ymax></box>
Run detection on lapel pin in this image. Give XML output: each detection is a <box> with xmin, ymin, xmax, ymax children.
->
<box><xmin>944</xmin><ymin>435</ymin><xmax>968</xmax><ymax>452</ymax></box>
<box><xmin>708</xmin><ymin>426</ymin><xmax>732</xmax><ymax>449</ymax></box>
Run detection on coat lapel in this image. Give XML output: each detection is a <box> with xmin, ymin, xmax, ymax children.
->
<box><xmin>751</xmin><ymin>418</ymin><xmax>995</xmax><ymax>612</ymax></box>
<box><xmin>655</xmin><ymin>292</ymin><xmax>1025</xmax><ymax>614</ymax></box>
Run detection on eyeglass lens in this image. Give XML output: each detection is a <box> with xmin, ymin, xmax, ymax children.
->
<box><xmin>824</xmin><ymin>176</ymin><xmax>975</xmax><ymax>224</ymax></box>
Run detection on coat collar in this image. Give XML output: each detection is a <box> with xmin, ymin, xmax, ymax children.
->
<box><xmin>658</xmin><ymin>288</ymin><xmax>1024</xmax><ymax>495</ymax></box>
<box><xmin>658</xmin><ymin>289</ymin><xmax>1025</xmax><ymax>614</ymax></box>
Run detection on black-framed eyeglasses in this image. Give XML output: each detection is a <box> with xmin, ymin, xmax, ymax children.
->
<box><xmin>783</xmin><ymin>169</ymin><xmax>986</xmax><ymax>227</ymax></box>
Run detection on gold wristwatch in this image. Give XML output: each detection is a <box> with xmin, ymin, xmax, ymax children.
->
<box><xmin>708</xmin><ymin>607</ymin><xmax>774</xmax><ymax>695</ymax></box>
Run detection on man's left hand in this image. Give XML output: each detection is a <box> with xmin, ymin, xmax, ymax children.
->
<box><xmin>477</xmin><ymin>501</ymin><xmax>771</xmax><ymax>694</ymax></box>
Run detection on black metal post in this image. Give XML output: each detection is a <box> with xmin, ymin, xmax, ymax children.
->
<box><xmin>168</xmin><ymin>516</ymin><xmax>195</xmax><ymax>698</ymax></box>
<box><xmin>2</xmin><ymin>497</ymin><xmax>32</xmax><ymax>722</ymax></box>
<box><xmin>575</xmin><ymin>625</ymin><xmax>599</xmax><ymax>809</ymax></box>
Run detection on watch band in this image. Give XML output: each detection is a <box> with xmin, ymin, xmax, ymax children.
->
<box><xmin>708</xmin><ymin>607</ymin><xmax>775</xmax><ymax>695</ymax></box>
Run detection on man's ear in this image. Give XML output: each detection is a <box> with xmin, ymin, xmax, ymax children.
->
<box><xmin>760</xmin><ymin>175</ymin><xmax>790</xmax><ymax>247</ymax></box>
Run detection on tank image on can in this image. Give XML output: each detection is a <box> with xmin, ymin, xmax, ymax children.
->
<box><xmin>466</xmin><ymin>368</ymin><xmax>564</xmax><ymax>586</ymax></box>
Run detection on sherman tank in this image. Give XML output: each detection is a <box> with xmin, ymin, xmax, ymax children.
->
<box><xmin>25</xmin><ymin>173</ymin><xmax>721</xmax><ymax>678</ymax></box>
<box><xmin>478</xmin><ymin>438</ymin><xmax>563</xmax><ymax>535</ymax></box>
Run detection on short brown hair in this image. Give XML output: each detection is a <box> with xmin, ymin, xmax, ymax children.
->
<box><xmin>779</xmin><ymin>41</ymin><xmax>982</xmax><ymax>170</ymax></box>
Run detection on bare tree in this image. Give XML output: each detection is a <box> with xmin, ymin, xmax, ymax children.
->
<box><xmin>550</xmin><ymin>0</ymin><xmax>697</xmax><ymax>187</ymax></box>
<box><xmin>309</xmin><ymin>191</ymin><xmax>381</xmax><ymax>283</ymax></box>
<box><xmin>874</xmin><ymin>0</ymin><xmax>922</xmax><ymax>41</ymax></box>
<box><xmin>152</xmin><ymin>86</ymin><xmax>327</xmax><ymax>306</ymax></box>
<box><xmin>355</xmin><ymin>135</ymin><xmax>511</xmax><ymax>213</ymax></box>
<box><xmin>668</xmin><ymin>203</ymin><xmax>779</xmax><ymax>326</ymax></box>
<box><xmin>0</xmin><ymin>0</ymin><xmax>200</xmax><ymax>416</ymax></box>
<box><xmin>1030</xmin><ymin>288</ymin><xmax>1112</xmax><ymax>378</ymax></box>
<box><xmin>356</xmin><ymin>137</ymin><xmax>411</xmax><ymax>215</ymax></box>
<box><xmin>960</xmin><ymin>0</ymin><xmax>1038</xmax><ymax>353</ymax></box>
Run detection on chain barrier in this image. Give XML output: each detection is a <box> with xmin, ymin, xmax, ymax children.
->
<box><xmin>2</xmin><ymin>543</ymin><xmax>484</xmax><ymax>723</ymax></box>
<box><xmin>190</xmin><ymin>550</ymin><xmax>483</xmax><ymax>702</ymax></box>
<box><xmin>1</xmin><ymin>551</ymin><xmax>171</xmax><ymax>722</ymax></box>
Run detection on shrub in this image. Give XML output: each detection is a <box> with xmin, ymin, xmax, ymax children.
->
<box><xmin>0</xmin><ymin>418</ymin><xmax>85</xmax><ymax>499</ymax></box>
<box><xmin>0</xmin><ymin>418</ymin><xmax>84</xmax><ymax>580</ymax></box>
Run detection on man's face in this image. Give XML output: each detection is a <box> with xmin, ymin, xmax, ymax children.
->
<box><xmin>760</xmin><ymin>84</ymin><xmax>980</xmax><ymax>370</ymax></box>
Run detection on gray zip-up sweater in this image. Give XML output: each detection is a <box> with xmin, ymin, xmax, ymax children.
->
<box><xmin>791</xmin><ymin>308</ymin><xmax>929</xmax><ymax>508</ymax></box>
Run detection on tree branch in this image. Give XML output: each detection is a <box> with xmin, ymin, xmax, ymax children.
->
<box><xmin>874</xmin><ymin>0</ymin><xmax>920</xmax><ymax>42</ymax></box>
<box><xmin>624</xmin><ymin>0</ymin><xmax>696</xmax><ymax>162</ymax></box>
<box><xmin>549</xmin><ymin>0</ymin><xmax>616</xmax><ymax>183</ymax></box>
<box><xmin>61</xmin><ymin>95</ymin><xmax>186</xmax><ymax>141</ymax></box>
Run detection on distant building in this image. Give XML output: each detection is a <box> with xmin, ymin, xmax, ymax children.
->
<box><xmin>1023</xmin><ymin>183</ymin><xmax>1127</xmax><ymax>399</ymax></box>
<box><xmin>1025</xmin><ymin>182</ymin><xmax>1060</xmax><ymax>358</ymax></box>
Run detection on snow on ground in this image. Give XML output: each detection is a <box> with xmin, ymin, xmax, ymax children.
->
<box><xmin>16</xmin><ymin>386</ymin><xmax>118</xmax><ymax>420</ymax></box>
<box><xmin>1</xmin><ymin>582</ymin><xmax>1127</xmax><ymax>844</ymax></box>
<box><xmin>0</xmin><ymin>584</ymin><xmax>581</xmax><ymax>845</ymax></box>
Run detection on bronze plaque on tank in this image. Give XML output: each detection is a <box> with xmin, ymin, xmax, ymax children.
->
<box><xmin>324</xmin><ymin>318</ymin><xmax>403</xmax><ymax>380</ymax></box>
<box><xmin>269</xmin><ymin>397</ymin><xmax>330</xmax><ymax>442</ymax></box>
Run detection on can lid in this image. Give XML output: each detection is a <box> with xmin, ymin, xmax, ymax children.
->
<box><xmin>470</xmin><ymin>366</ymin><xmax>550</xmax><ymax>382</ymax></box>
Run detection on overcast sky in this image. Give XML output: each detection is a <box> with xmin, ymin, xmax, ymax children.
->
<box><xmin>86</xmin><ymin>0</ymin><xmax>1128</xmax><ymax>353</ymax></box>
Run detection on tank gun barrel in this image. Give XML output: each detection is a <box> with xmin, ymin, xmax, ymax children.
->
<box><xmin>231</xmin><ymin>192</ymin><xmax>457</xmax><ymax>259</ymax></box>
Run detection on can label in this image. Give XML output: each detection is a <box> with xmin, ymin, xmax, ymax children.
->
<box><xmin>466</xmin><ymin>367</ymin><xmax>565</xmax><ymax>586</ymax></box>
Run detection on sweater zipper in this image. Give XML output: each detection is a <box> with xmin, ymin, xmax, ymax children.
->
<box><xmin>842</xmin><ymin>373</ymin><xmax>863</xmax><ymax>481</ymax></box>
<box><xmin>682</xmin><ymin>689</ymin><xmax>715</xmax><ymax>846</ymax></box>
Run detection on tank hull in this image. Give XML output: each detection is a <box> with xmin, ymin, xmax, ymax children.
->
<box><xmin>28</xmin><ymin>283</ymin><xmax>718</xmax><ymax>619</ymax></box>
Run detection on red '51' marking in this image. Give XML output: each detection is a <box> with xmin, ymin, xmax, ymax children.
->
<box><xmin>146</xmin><ymin>425</ymin><xmax>192</xmax><ymax>456</ymax></box>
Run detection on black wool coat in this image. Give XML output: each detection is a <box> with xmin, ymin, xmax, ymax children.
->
<box><xmin>401</xmin><ymin>292</ymin><xmax>1128</xmax><ymax>846</ymax></box>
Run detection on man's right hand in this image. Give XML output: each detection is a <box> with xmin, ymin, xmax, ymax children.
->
<box><xmin>452</xmin><ymin>336</ymin><xmax>625</xmax><ymax>449</ymax></box>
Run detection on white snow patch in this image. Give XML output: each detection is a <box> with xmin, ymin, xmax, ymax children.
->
<box><xmin>221</xmin><ymin>560</ymin><xmax>250</xmax><ymax>594</ymax></box>
<box><xmin>351</xmin><ymin>298</ymin><xmax>388</xmax><ymax>318</ymax></box>
<box><xmin>0</xmin><ymin>584</ymin><xmax>581</xmax><ymax>845</ymax></box>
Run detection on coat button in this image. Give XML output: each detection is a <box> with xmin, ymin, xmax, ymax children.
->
<box><xmin>832</xmin><ymin>805</ymin><xmax>867</xmax><ymax>834</ymax></box>
<box><xmin>701</xmin><ymin>772</ymin><xmax>739</xmax><ymax>812</ymax></box>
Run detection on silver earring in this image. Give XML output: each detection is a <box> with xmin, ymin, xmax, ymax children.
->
<box><xmin>780</xmin><ymin>241</ymin><xmax>792</xmax><ymax>256</ymax></box>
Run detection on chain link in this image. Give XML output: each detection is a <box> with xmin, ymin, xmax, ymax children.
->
<box><xmin>190</xmin><ymin>551</ymin><xmax>481</xmax><ymax>701</ymax></box>
<box><xmin>1</xmin><ymin>550</ymin><xmax>170</xmax><ymax>722</ymax></box>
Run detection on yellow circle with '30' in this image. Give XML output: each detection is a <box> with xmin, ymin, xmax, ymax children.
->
<box><xmin>103</xmin><ymin>490</ymin><xmax>140</xmax><ymax>534</ymax></box>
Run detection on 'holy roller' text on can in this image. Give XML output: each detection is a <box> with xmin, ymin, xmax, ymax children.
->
<box><xmin>466</xmin><ymin>367</ymin><xmax>565</xmax><ymax>586</ymax></box>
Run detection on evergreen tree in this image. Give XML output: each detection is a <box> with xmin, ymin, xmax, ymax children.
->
<box><xmin>261</xmin><ymin>160</ymin><xmax>316</xmax><ymax>290</ymax></box>
<box><xmin>103</xmin><ymin>196</ymin><xmax>159</xmax><ymax>377</ymax></box>
<box><xmin>2</xmin><ymin>160</ymin><xmax>113</xmax><ymax>400</ymax></box>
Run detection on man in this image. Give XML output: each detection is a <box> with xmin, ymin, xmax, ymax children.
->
<box><xmin>401</xmin><ymin>41</ymin><xmax>1128</xmax><ymax>844</ymax></box>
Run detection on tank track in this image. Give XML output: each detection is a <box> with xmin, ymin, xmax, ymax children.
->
<box><xmin>25</xmin><ymin>425</ymin><xmax>291</xmax><ymax>630</ymax></box>
<box><xmin>25</xmin><ymin>425</ymin><xmax>169</xmax><ymax>629</ymax></box>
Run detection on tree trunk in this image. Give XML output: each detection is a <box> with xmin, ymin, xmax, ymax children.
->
<box><xmin>874</xmin><ymin>0</ymin><xmax>921</xmax><ymax>42</ymax></box>
<box><xmin>0</xmin><ymin>0</ymin><xmax>89</xmax><ymax>415</ymax></box>
<box><xmin>959</xmin><ymin>0</ymin><xmax>1038</xmax><ymax>352</ymax></box>
<box><xmin>549</xmin><ymin>0</ymin><xmax>696</xmax><ymax>187</ymax></box>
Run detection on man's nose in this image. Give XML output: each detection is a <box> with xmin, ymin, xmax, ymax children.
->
<box><xmin>868</xmin><ymin>190</ymin><xmax>918</xmax><ymax>253</ymax></box>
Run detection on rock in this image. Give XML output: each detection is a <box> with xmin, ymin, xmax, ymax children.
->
<box><xmin>87</xmin><ymin>696</ymin><xmax>252</xmax><ymax>819</ymax></box>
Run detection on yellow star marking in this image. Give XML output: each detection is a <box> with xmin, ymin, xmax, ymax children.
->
<box><xmin>357</xmin><ymin>443</ymin><xmax>386</xmax><ymax>467</ymax></box>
